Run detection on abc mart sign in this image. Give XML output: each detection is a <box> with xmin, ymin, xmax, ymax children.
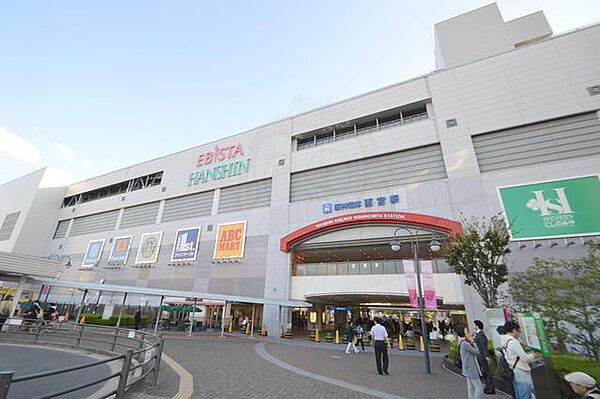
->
<box><xmin>497</xmin><ymin>175</ymin><xmax>600</xmax><ymax>240</ymax></box>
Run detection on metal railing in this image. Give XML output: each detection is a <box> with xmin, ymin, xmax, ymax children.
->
<box><xmin>296</xmin><ymin>111</ymin><xmax>429</xmax><ymax>151</ymax></box>
<box><xmin>0</xmin><ymin>319</ymin><xmax>164</xmax><ymax>399</ymax></box>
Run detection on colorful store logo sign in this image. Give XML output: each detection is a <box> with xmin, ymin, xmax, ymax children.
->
<box><xmin>188</xmin><ymin>142</ymin><xmax>251</xmax><ymax>186</ymax></box>
<box><xmin>213</xmin><ymin>221</ymin><xmax>247</xmax><ymax>259</ymax></box>
<box><xmin>107</xmin><ymin>235</ymin><xmax>133</xmax><ymax>266</ymax></box>
<box><xmin>171</xmin><ymin>227</ymin><xmax>201</xmax><ymax>262</ymax></box>
<box><xmin>82</xmin><ymin>239</ymin><xmax>105</xmax><ymax>268</ymax></box>
<box><xmin>135</xmin><ymin>231</ymin><xmax>163</xmax><ymax>264</ymax></box>
<box><xmin>498</xmin><ymin>175</ymin><xmax>600</xmax><ymax>240</ymax></box>
<box><xmin>321</xmin><ymin>194</ymin><xmax>401</xmax><ymax>214</ymax></box>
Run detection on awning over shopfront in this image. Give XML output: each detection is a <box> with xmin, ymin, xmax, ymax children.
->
<box><xmin>27</xmin><ymin>276</ymin><xmax>311</xmax><ymax>308</ymax></box>
<box><xmin>0</xmin><ymin>251</ymin><xmax>60</xmax><ymax>280</ymax></box>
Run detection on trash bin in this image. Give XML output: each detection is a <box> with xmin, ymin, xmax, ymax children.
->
<box><xmin>530</xmin><ymin>358</ymin><xmax>561</xmax><ymax>399</ymax></box>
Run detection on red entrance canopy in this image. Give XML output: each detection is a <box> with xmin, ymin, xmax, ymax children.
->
<box><xmin>279</xmin><ymin>211</ymin><xmax>462</xmax><ymax>252</ymax></box>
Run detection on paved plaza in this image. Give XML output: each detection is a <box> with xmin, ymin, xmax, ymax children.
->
<box><xmin>130</xmin><ymin>335</ymin><xmax>503</xmax><ymax>399</ymax></box>
<box><xmin>0</xmin><ymin>343</ymin><xmax>117</xmax><ymax>399</ymax></box>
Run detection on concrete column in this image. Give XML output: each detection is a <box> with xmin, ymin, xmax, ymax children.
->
<box><xmin>262</xmin><ymin>303</ymin><xmax>281</xmax><ymax>338</ymax></box>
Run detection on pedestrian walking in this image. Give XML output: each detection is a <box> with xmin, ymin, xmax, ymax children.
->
<box><xmin>474</xmin><ymin>320</ymin><xmax>496</xmax><ymax>394</ymax></box>
<box><xmin>355</xmin><ymin>324</ymin><xmax>366</xmax><ymax>352</ymax></box>
<box><xmin>345</xmin><ymin>323</ymin><xmax>358</xmax><ymax>354</ymax></box>
<box><xmin>134</xmin><ymin>307</ymin><xmax>142</xmax><ymax>330</ymax></box>
<box><xmin>503</xmin><ymin>321</ymin><xmax>536</xmax><ymax>399</ymax></box>
<box><xmin>457</xmin><ymin>327</ymin><xmax>484</xmax><ymax>399</ymax></box>
<box><xmin>370</xmin><ymin>318</ymin><xmax>389</xmax><ymax>375</ymax></box>
<box><xmin>564</xmin><ymin>372</ymin><xmax>600</xmax><ymax>398</ymax></box>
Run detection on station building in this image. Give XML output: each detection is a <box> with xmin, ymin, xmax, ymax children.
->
<box><xmin>1</xmin><ymin>3</ymin><xmax>600</xmax><ymax>336</ymax></box>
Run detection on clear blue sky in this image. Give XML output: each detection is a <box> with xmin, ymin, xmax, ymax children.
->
<box><xmin>1</xmin><ymin>0</ymin><xmax>598</xmax><ymax>186</ymax></box>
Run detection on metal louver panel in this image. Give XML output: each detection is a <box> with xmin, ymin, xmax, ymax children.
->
<box><xmin>53</xmin><ymin>219</ymin><xmax>70</xmax><ymax>239</ymax></box>
<box><xmin>218</xmin><ymin>179</ymin><xmax>272</xmax><ymax>213</ymax></box>
<box><xmin>120</xmin><ymin>201</ymin><xmax>160</xmax><ymax>229</ymax></box>
<box><xmin>0</xmin><ymin>211</ymin><xmax>21</xmax><ymax>241</ymax></box>
<box><xmin>290</xmin><ymin>144</ymin><xmax>446</xmax><ymax>202</ymax></box>
<box><xmin>473</xmin><ymin>113</ymin><xmax>600</xmax><ymax>173</ymax></box>
<box><xmin>162</xmin><ymin>190</ymin><xmax>213</xmax><ymax>223</ymax></box>
<box><xmin>69</xmin><ymin>210</ymin><xmax>119</xmax><ymax>237</ymax></box>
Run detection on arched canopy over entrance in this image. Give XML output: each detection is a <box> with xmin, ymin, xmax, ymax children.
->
<box><xmin>280</xmin><ymin>212</ymin><xmax>462</xmax><ymax>253</ymax></box>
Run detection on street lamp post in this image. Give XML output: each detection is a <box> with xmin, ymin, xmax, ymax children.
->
<box><xmin>390</xmin><ymin>227</ymin><xmax>441</xmax><ymax>375</ymax></box>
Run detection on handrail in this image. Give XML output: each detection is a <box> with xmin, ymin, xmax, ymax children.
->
<box><xmin>0</xmin><ymin>319</ymin><xmax>164</xmax><ymax>399</ymax></box>
<box><xmin>12</xmin><ymin>355</ymin><xmax>123</xmax><ymax>382</ymax></box>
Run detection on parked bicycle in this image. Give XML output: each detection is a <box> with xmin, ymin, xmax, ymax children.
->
<box><xmin>18</xmin><ymin>318</ymin><xmax>59</xmax><ymax>334</ymax></box>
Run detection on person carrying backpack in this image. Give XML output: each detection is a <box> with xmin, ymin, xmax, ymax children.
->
<box><xmin>565</xmin><ymin>372</ymin><xmax>600</xmax><ymax>399</ymax></box>
<box><xmin>502</xmin><ymin>321</ymin><xmax>537</xmax><ymax>399</ymax></box>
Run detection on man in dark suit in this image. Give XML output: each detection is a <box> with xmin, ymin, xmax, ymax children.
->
<box><xmin>474</xmin><ymin>320</ymin><xmax>496</xmax><ymax>394</ymax></box>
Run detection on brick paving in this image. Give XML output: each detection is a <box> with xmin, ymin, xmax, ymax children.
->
<box><xmin>264</xmin><ymin>341</ymin><xmax>499</xmax><ymax>399</ymax></box>
<box><xmin>162</xmin><ymin>336</ymin><xmax>376</xmax><ymax>398</ymax></box>
<box><xmin>133</xmin><ymin>336</ymin><xmax>505</xmax><ymax>399</ymax></box>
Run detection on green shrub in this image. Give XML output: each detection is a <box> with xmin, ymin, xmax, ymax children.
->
<box><xmin>552</xmin><ymin>353</ymin><xmax>600</xmax><ymax>381</ymax></box>
<box><xmin>81</xmin><ymin>313</ymin><xmax>148</xmax><ymax>327</ymax></box>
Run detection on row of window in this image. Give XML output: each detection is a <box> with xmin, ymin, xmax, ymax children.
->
<box><xmin>295</xmin><ymin>102</ymin><xmax>429</xmax><ymax>151</ymax></box>
<box><xmin>54</xmin><ymin>179</ymin><xmax>272</xmax><ymax>239</ymax></box>
<box><xmin>293</xmin><ymin>260</ymin><xmax>452</xmax><ymax>277</ymax></box>
<box><xmin>62</xmin><ymin>171</ymin><xmax>163</xmax><ymax>208</ymax></box>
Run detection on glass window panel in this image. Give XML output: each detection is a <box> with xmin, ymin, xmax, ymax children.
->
<box><xmin>296</xmin><ymin>265</ymin><xmax>306</xmax><ymax>276</ymax></box>
<box><xmin>349</xmin><ymin>263</ymin><xmax>360</xmax><ymax>275</ymax></box>
<box><xmin>316</xmin><ymin>264</ymin><xmax>326</xmax><ymax>275</ymax></box>
<box><xmin>359</xmin><ymin>262</ymin><xmax>371</xmax><ymax>275</ymax></box>
<box><xmin>383</xmin><ymin>261</ymin><xmax>397</xmax><ymax>274</ymax></box>
<box><xmin>337</xmin><ymin>263</ymin><xmax>348</xmax><ymax>275</ymax></box>
<box><xmin>371</xmin><ymin>262</ymin><xmax>383</xmax><ymax>275</ymax></box>
<box><xmin>326</xmin><ymin>263</ymin><xmax>337</xmax><ymax>275</ymax></box>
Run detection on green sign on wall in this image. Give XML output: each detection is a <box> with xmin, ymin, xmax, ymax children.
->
<box><xmin>498</xmin><ymin>175</ymin><xmax>600</xmax><ymax>240</ymax></box>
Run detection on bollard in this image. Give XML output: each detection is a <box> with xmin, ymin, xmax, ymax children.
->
<box><xmin>76</xmin><ymin>324</ymin><xmax>85</xmax><ymax>346</ymax></box>
<box><xmin>419</xmin><ymin>336</ymin><xmax>424</xmax><ymax>352</ymax></box>
<box><xmin>0</xmin><ymin>371</ymin><xmax>14</xmax><ymax>399</ymax></box>
<box><xmin>398</xmin><ymin>335</ymin><xmax>404</xmax><ymax>350</ymax></box>
<box><xmin>116</xmin><ymin>349</ymin><xmax>133</xmax><ymax>398</ymax></box>
<box><xmin>335</xmin><ymin>330</ymin><xmax>340</xmax><ymax>344</ymax></box>
<box><xmin>314</xmin><ymin>329</ymin><xmax>321</xmax><ymax>343</ymax></box>
<box><xmin>228</xmin><ymin>321</ymin><xmax>233</xmax><ymax>333</ymax></box>
<box><xmin>245</xmin><ymin>322</ymin><xmax>251</xmax><ymax>335</ymax></box>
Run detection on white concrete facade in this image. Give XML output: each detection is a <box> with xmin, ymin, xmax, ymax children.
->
<box><xmin>1</xmin><ymin>5</ymin><xmax>599</xmax><ymax>334</ymax></box>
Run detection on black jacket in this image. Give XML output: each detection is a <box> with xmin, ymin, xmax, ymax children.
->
<box><xmin>474</xmin><ymin>330</ymin><xmax>489</xmax><ymax>360</ymax></box>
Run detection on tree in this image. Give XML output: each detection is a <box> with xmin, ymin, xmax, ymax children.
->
<box><xmin>444</xmin><ymin>214</ymin><xmax>510</xmax><ymax>308</ymax></box>
<box><xmin>561</xmin><ymin>244</ymin><xmax>600</xmax><ymax>361</ymax></box>
<box><xmin>508</xmin><ymin>258</ymin><xmax>569</xmax><ymax>351</ymax></box>
<box><xmin>509</xmin><ymin>244</ymin><xmax>600</xmax><ymax>361</ymax></box>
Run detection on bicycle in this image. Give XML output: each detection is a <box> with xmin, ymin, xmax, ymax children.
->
<box><xmin>18</xmin><ymin>318</ymin><xmax>59</xmax><ymax>334</ymax></box>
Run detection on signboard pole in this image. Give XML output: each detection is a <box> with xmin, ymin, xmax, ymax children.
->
<box><xmin>413</xmin><ymin>241</ymin><xmax>432</xmax><ymax>375</ymax></box>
